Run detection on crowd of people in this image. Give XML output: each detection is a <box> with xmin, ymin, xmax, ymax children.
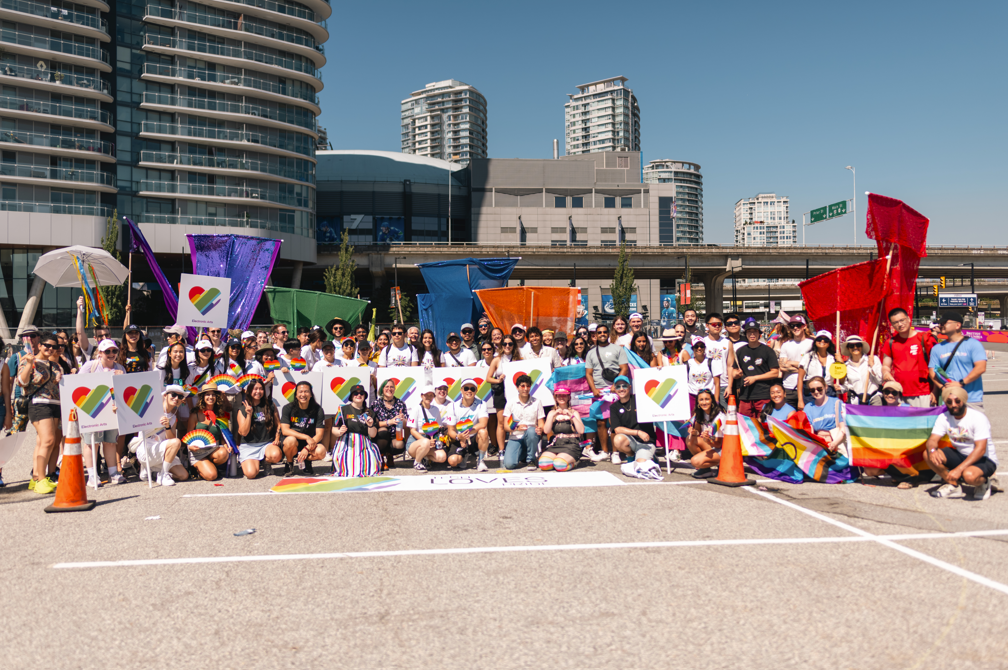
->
<box><xmin>2</xmin><ymin>296</ymin><xmax>999</xmax><ymax>502</ymax></box>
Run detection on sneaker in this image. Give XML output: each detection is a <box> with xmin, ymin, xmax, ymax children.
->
<box><xmin>692</xmin><ymin>467</ymin><xmax>716</xmax><ymax>479</ymax></box>
<box><xmin>930</xmin><ymin>483</ymin><xmax>961</xmax><ymax>498</ymax></box>
<box><xmin>28</xmin><ymin>477</ymin><xmax>35</xmax><ymax>491</ymax></box>
<box><xmin>87</xmin><ymin>474</ymin><xmax>102</xmax><ymax>488</ymax></box>
<box><xmin>303</xmin><ymin>459</ymin><xmax>315</xmax><ymax>476</ymax></box>
<box><xmin>260</xmin><ymin>459</ymin><xmax>271</xmax><ymax>477</ymax></box>
<box><xmin>156</xmin><ymin>471</ymin><xmax>163</xmax><ymax>485</ymax></box>
<box><xmin>610</xmin><ymin>452</ymin><xmax>622</xmax><ymax>465</ymax></box>
<box><xmin>109</xmin><ymin>472</ymin><xmax>127</xmax><ymax>486</ymax></box>
<box><xmin>973</xmin><ymin>479</ymin><xmax>992</xmax><ymax>501</ymax></box>
<box><xmin>34</xmin><ymin>476</ymin><xmax>57</xmax><ymax>495</ymax></box>
<box><xmin>160</xmin><ymin>472</ymin><xmax>175</xmax><ymax>487</ymax></box>
<box><xmin>990</xmin><ymin>476</ymin><xmax>1002</xmax><ymax>493</ymax></box>
<box><xmin>668</xmin><ymin>450</ymin><xmax>682</xmax><ymax>462</ymax></box>
<box><xmin>414</xmin><ymin>460</ymin><xmax>427</xmax><ymax>472</ymax></box>
<box><xmin>585</xmin><ymin>449</ymin><xmax>607</xmax><ymax>463</ymax></box>
<box><xmin>477</xmin><ymin>460</ymin><xmax>488</xmax><ymax>472</ymax></box>
<box><xmin>527</xmin><ymin>461</ymin><xmax>539</xmax><ymax>471</ymax></box>
<box><xmin>283</xmin><ymin>461</ymin><xmax>294</xmax><ymax>478</ymax></box>
<box><xmin>138</xmin><ymin>465</ymin><xmax>149</xmax><ymax>482</ymax></box>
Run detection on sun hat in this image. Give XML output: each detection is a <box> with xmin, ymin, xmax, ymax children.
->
<box><xmin>200</xmin><ymin>382</ymin><xmax>218</xmax><ymax>393</ymax></box>
<box><xmin>882</xmin><ymin>380</ymin><xmax>903</xmax><ymax>394</ymax></box>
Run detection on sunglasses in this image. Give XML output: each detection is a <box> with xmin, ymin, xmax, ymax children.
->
<box><xmin>708</xmin><ymin>322</ymin><xmax>723</xmax><ymax>327</ymax></box>
<box><xmin>614</xmin><ymin>384</ymin><xmax>630</xmax><ymax>390</ymax></box>
<box><xmin>809</xmin><ymin>387</ymin><xmax>825</xmax><ymax>394</ymax></box>
<box><xmin>848</xmin><ymin>343</ymin><xmax>863</xmax><ymax>349</ymax></box>
<box><xmin>791</xmin><ymin>325</ymin><xmax>804</xmax><ymax>330</ymax></box>
<box><xmin>883</xmin><ymin>390</ymin><xmax>899</xmax><ymax>396</ymax></box>
<box><xmin>481</xmin><ymin>347</ymin><xmax>493</xmax><ymax>352</ymax></box>
<box><xmin>478</xmin><ymin>324</ymin><xmax>489</xmax><ymax>329</ymax></box>
<box><xmin>462</xmin><ymin>329</ymin><xmax>474</xmax><ymax>333</ymax></box>
<box><xmin>351</xmin><ymin>391</ymin><xmax>365</xmax><ymax>397</ymax></box>
<box><xmin>503</xmin><ymin>342</ymin><xmax>514</xmax><ymax>348</ymax></box>
<box><xmin>167</xmin><ymin>392</ymin><xmax>184</xmax><ymax>400</ymax></box>
<box><xmin>462</xmin><ymin>386</ymin><xmax>477</xmax><ymax>392</ymax></box>
<box><xmin>511</xmin><ymin>329</ymin><xmax>524</xmax><ymax>335</ymax></box>
<box><xmin>104</xmin><ymin>348</ymin><xmax>119</xmax><ymax>354</ymax></box>
<box><xmin>277</xmin><ymin>331</ymin><xmax>288</xmax><ymax>336</ymax></box>
<box><xmin>392</xmin><ymin>331</ymin><xmax>404</xmax><ymax>336</ymax></box>
<box><xmin>39</xmin><ymin>343</ymin><xmax>55</xmax><ymax>350</ymax></box>
<box><xmin>725</xmin><ymin>320</ymin><xmax>739</xmax><ymax>326</ymax></box>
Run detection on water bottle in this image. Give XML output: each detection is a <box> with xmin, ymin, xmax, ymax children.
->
<box><xmin>395</xmin><ymin>417</ymin><xmax>404</xmax><ymax>442</ymax></box>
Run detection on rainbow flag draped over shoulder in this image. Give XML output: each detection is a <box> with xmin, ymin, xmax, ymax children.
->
<box><xmin>846</xmin><ymin>405</ymin><xmax>944</xmax><ymax>471</ymax></box>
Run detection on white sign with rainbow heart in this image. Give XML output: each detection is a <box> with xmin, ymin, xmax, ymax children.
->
<box><xmin>431</xmin><ymin>368</ymin><xmax>494</xmax><ymax>406</ymax></box>
<box><xmin>631</xmin><ymin>366</ymin><xmax>689</xmax><ymax>423</ymax></box>
<box><xmin>176</xmin><ymin>273</ymin><xmax>231</xmax><ymax>329</ymax></box>
<box><xmin>502</xmin><ymin>358</ymin><xmax>554</xmax><ymax>406</ymax></box>
<box><xmin>271</xmin><ymin>370</ymin><xmax>322</xmax><ymax>413</ymax></box>
<box><xmin>321</xmin><ymin>366</ymin><xmax>371</xmax><ymax>414</ymax></box>
<box><xmin>59</xmin><ymin>371</ymin><xmax>117</xmax><ymax>433</ymax></box>
<box><xmin>112</xmin><ymin>371</ymin><xmax>163</xmax><ymax>434</ymax></box>
<box><xmin>375</xmin><ymin>367</ymin><xmax>424</xmax><ymax>413</ymax></box>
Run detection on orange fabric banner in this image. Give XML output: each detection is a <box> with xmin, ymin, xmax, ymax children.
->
<box><xmin>474</xmin><ymin>287</ymin><xmax>579</xmax><ymax>336</ymax></box>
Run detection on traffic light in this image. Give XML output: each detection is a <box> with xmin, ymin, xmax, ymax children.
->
<box><xmin>940</xmin><ymin>276</ymin><xmax>946</xmax><ymax>288</ymax></box>
<box><xmin>932</xmin><ymin>285</ymin><xmax>939</xmax><ymax>297</ymax></box>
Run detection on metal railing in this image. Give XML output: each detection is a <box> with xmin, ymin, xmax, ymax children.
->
<box><xmin>1</xmin><ymin>129</ymin><xmax>114</xmax><ymax>156</ymax></box>
<box><xmin>139</xmin><ymin>151</ymin><xmax>314</xmax><ymax>184</ymax></box>
<box><xmin>143</xmin><ymin>35</ymin><xmax>320</xmax><ymax>79</ymax></box>
<box><xmin>0</xmin><ymin>201</ymin><xmax>109</xmax><ymax>216</ymax></box>
<box><xmin>0</xmin><ymin>164</ymin><xmax>115</xmax><ymax>186</ymax></box>
<box><xmin>140</xmin><ymin>63</ymin><xmax>318</xmax><ymax>105</ymax></box>
<box><xmin>0</xmin><ymin>62</ymin><xmax>110</xmax><ymax>96</ymax></box>
<box><xmin>139</xmin><ymin>121</ymin><xmax>316</xmax><ymax>157</ymax></box>
<box><xmin>215</xmin><ymin>0</ymin><xmax>324</xmax><ymax>24</ymax></box>
<box><xmin>139</xmin><ymin>180</ymin><xmax>312</xmax><ymax>208</ymax></box>
<box><xmin>145</xmin><ymin>6</ymin><xmax>322</xmax><ymax>54</ymax></box>
<box><xmin>0</xmin><ymin>0</ymin><xmax>107</xmax><ymax>32</ymax></box>
<box><xmin>0</xmin><ymin>27</ymin><xmax>109</xmax><ymax>64</ymax></box>
<box><xmin>0</xmin><ymin>94</ymin><xmax>111</xmax><ymax>124</ymax></box>
<box><xmin>136</xmin><ymin>213</ymin><xmax>312</xmax><ymax>238</ymax></box>
<box><xmin>141</xmin><ymin>92</ymin><xmax>316</xmax><ymax>131</ymax></box>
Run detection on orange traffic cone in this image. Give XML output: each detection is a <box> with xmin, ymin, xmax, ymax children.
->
<box><xmin>45</xmin><ymin>409</ymin><xmax>96</xmax><ymax>513</ymax></box>
<box><xmin>710</xmin><ymin>395</ymin><xmax>755</xmax><ymax>488</ymax></box>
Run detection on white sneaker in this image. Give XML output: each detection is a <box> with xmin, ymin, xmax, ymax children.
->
<box><xmin>610</xmin><ymin>452</ymin><xmax>622</xmax><ymax>465</ymax></box>
<box><xmin>930</xmin><ymin>483</ymin><xmax>961</xmax><ymax>498</ymax></box>
<box><xmin>138</xmin><ymin>466</ymin><xmax>148</xmax><ymax>481</ymax></box>
<box><xmin>155</xmin><ymin>471</ymin><xmax>163</xmax><ymax>485</ymax></box>
<box><xmin>587</xmin><ymin>450</ymin><xmax>608</xmax><ymax>463</ymax></box>
<box><xmin>668</xmin><ymin>450</ymin><xmax>682</xmax><ymax>462</ymax></box>
<box><xmin>527</xmin><ymin>461</ymin><xmax>539</xmax><ymax>471</ymax></box>
<box><xmin>109</xmin><ymin>472</ymin><xmax>126</xmax><ymax>486</ymax></box>
<box><xmin>160</xmin><ymin>472</ymin><xmax>175</xmax><ymax>487</ymax></box>
<box><xmin>477</xmin><ymin>460</ymin><xmax>488</xmax><ymax>472</ymax></box>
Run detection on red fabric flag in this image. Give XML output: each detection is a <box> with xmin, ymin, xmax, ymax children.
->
<box><xmin>799</xmin><ymin>258</ymin><xmax>889</xmax><ymax>344</ymax></box>
<box><xmin>865</xmin><ymin>193</ymin><xmax>930</xmax><ymax>259</ymax></box>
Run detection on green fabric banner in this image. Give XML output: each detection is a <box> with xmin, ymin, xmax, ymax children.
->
<box><xmin>264</xmin><ymin>287</ymin><xmax>369</xmax><ymax>330</ymax></box>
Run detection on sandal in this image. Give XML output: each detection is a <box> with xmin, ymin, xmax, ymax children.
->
<box><xmin>896</xmin><ymin>481</ymin><xmax>913</xmax><ymax>490</ymax></box>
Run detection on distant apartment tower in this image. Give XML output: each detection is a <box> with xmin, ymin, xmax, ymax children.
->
<box><xmin>734</xmin><ymin>194</ymin><xmax>795</xmax><ymax>246</ymax></box>
<box><xmin>643</xmin><ymin>160</ymin><xmax>703</xmax><ymax>245</ymax></box>
<box><xmin>401</xmin><ymin>80</ymin><xmax>487</xmax><ymax>164</ymax></box>
<box><xmin>564</xmin><ymin>77</ymin><xmax>640</xmax><ymax>155</ymax></box>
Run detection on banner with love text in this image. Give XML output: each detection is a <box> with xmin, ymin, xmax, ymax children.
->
<box><xmin>176</xmin><ymin>273</ymin><xmax>231</xmax><ymax>329</ymax></box>
<box><xmin>271</xmin><ymin>370</ymin><xmax>322</xmax><ymax>413</ymax></box>
<box><xmin>321</xmin><ymin>366</ymin><xmax>371</xmax><ymax>414</ymax></box>
<box><xmin>60</xmin><ymin>371</ymin><xmax>117</xmax><ymax>433</ymax></box>
<box><xmin>113</xmin><ymin>371</ymin><xmax>164</xmax><ymax>434</ymax></box>
<box><xmin>502</xmin><ymin>358</ymin><xmax>554</xmax><ymax>405</ymax></box>
<box><xmin>631</xmin><ymin>366</ymin><xmax>690</xmax><ymax>422</ymax></box>
<box><xmin>375</xmin><ymin>366</ymin><xmax>424</xmax><ymax>413</ymax></box>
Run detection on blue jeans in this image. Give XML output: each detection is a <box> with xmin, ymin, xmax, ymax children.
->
<box><xmin>504</xmin><ymin>430</ymin><xmax>539</xmax><ymax>469</ymax></box>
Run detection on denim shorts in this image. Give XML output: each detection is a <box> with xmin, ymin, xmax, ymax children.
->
<box><xmin>82</xmin><ymin>428</ymin><xmax>118</xmax><ymax>444</ymax></box>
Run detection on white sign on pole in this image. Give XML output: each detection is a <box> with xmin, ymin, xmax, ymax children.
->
<box><xmin>320</xmin><ymin>366</ymin><xmax>370</xmax><ymax>414</ymax></box>
<box><xmin>112</xmin><ymin>371</ymin><xmax>163</xmax><ymax>434</ymax></box>
<box><xmin>60</xmin><ymin>371</ymin><xmax>117</xmax><ymax>433</ymax></box>
<box><xmin>502</xmin><ymin>358</ymin><xmax>554</xmax><ymax>405</ymax></box>
<box><xmin>271</xmin><ymin>370</ymin><xmax>322</xmax><ymax>413</ymax></box>
<box><xmin>375</xmin><ymin>366</ymin><xmax>425</xmax><ymax>413</ymax></box>
<box><xmin>176</xmin><ymin>273</ymin><xmax>231</xmax><ymax>329</ymax></box>
<box><xmin>631</xmin><ymin>366</ymin><xmax>690</xmax><ymax>422</ymax></box>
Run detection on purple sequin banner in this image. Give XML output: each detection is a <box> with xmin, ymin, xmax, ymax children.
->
<box><xmin>186</xmin><ymin>234</ymin><xmax>282</xmax><ymax>331</ymax></box>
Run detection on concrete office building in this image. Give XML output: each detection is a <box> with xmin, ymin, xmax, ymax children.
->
<box><xmin>0</xmin><ymin>0</ymin><xmax>329</xmax><ymax>330</ymax></box>
<box><xmin>400</xmin><ymin>80</ymin><xmax>487</xmax><ymax>165</ymax></box>
<box><xmin>642</xmin><ymin>160</ymin><xmax>703</xmax><ymax>245</ymax></box>
<box><xmin>564</xmin><ymin>77</ymin><xmax>640</xmax><ymax>155</ymax></box>
<box><xmin>734</xmin><ymin>193</ymin><xmax>794</xmax><ymax>246</ymax></box>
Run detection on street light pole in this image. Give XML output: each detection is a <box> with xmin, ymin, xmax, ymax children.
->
<box><xmin>845</xmin><ymin>166</ymin><xmax>856</xmax><ymax>245</ymax></box>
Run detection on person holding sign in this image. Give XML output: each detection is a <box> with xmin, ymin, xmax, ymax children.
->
<box><xmin>539</xmin><ymin>385</ymin><xmax>585</xmax><ymax>471</ymax></box>
<box><xmin>331</xmin><ymin>385</ymin><xmax>381</xmax><ymax>476</ymax></box>
<box><xmin>18</xmin><ymin>332</ymin><xmax>62</xmax><ymax>494</ymax></box>
<box><xmin>236</xmin><ymin>378</ymin><xmax>282</xmax><ymax>479</ymax></box>
<box><xmin>135</xmin><ymin>385</ymin><xmax>190</xmax><ymax>486</ymax></box>
<box><xmin>447</xmin><ymin>377</ymin><xmax>489</xmax><ymax>471</ymax></box>
<box><xmin>79</xmin><ymin>339</ymin><xmax>126</xmax><ymax>487</ymax></box>
<box><xmin>502</xmin><ymin>374</ymin><xmax>545</xmax><ymax>470</ymax></box>
<box><xmin>609</xmin><ymin>375</ymin><xmax>657</xmax><ymax>467</ymax></box>
<box><xmin>406</xmin><ymin>385</ymin><xmax>449</xmax><ymax>472</ymax></box>
<box><xmin>280</xmin><ymin>381</ymin><xmax>327</xmax><ymax>475</ymax></box>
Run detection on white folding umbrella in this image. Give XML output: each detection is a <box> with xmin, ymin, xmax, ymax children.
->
<box><xmin>32</xmin><ymin>245</ymin><xmax>129</xmax><ymax>288</ymax></box>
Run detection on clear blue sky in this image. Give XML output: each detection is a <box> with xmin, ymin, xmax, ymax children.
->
<box><xmin>319</xmin><ymin>1</ymin><xmax>1006</xmax><ymax>246</ymax></box>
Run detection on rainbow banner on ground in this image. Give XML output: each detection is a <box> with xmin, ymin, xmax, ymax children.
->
<box><xmin>846</xmin><ymin>405</ymin><xmax>944</xmax><ymax>471</ymax></box>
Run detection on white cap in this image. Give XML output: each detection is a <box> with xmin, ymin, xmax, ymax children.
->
<box><xmin>588</xmin><ymin>323</ymin><xmax>598</xmax><ymax>332</ymax></box>
<box><xmin>163</xmin><ymin>384</ymin><xmax>188</xmax><ymax>397</ymax></box>
<box><xmin>460</xmin><ymin>377</ymin><xmax>478</xmax><ymax>389</ymax></box>
<box><xmin>511</xmin><ymin>323</ymin><xmax>525</xmax><ymax>332</ymax></box>
<box><xmin>629</xmin><ymin>312</ymin><xmax>643</xmax><ymax>320</ymax></box>
<box><xmin>241</xmin><ymin>330</ymin><xmax>254</xmax><ymax>340</ymax></box>
<box><xmin>814</xmin><ymin>330</ymin><xmax>833</xmax><ymax>341</ymax></box>
<box><xmin>195</xmin><ymin>339</ymin><xmax>213</xmax><ymax>351</ymax></box>
<box><xmin>460</xmin><ymin>323</ymin><xmax>474</xmax><ymax>330</ymax></box>
<box><xmin>420</xmin><ymin>384</ymin><xmax>436</xmax><ymax>395</ymax></box>
<box><xmin>97</xmin><ymin>339</ymin><xmax>118</xmax><ymax>352</ymax></box>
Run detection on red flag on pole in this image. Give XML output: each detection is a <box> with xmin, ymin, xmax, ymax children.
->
<box><xmin>799</xmin><ymin>258</ymin><xmax>889</xmax><ymax>343</ymax></box>
<box><xmin>866</xmin><ymin>193</ymin><xmax>930</xmax><ymax>259</ymax></box>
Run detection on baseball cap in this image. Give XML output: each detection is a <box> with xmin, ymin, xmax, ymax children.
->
<box><xmin>163</xmin><ymin>324</ymin><xmax>186</xmax><ymax>337</ymax></box>
<box><xmin>553</xmin><ymin>331</ymin><xmax>568</xmax><ymax>342</ymax></box>
<box><xmin>629</xmin><ymin>312</ymin><xmax>643</xmax><ymax>320</ymax></box>
<box><xmin>195</xmin><ymin>339</ymin><xmax>213</xmax><ymax>351</ymax></box>
<box><xmin>446</xmin><ymin>331</ymin><xmax>461</xmax><ymax>342</ymax></box>
<box><xmin>125</xmin><ymin>324</ymin><xmax>142</xmax><ymax>334</ymax></box>
<box><xmin>226</xmin><ymin>338</ymin><xmax>241</xmax><ymax>348</ymax></box>
<box><xmin>814</xmin><ymin>330</ymin><xmax>833</xmax><ymax>341</ymax></box>
<box><xmin>241</xmin><ymin>330</ymin><xmax>255</xmax><ymax>340</ymax></box>
<box><xmin>435</xmin><ymin>380</ymin><xmax>449</xmax><ymax>389</ymax></box>
<box><xmin>511</xmin><ymin>323</ymin><xmax>525</xmax><ymax>332</ymax></box>
<box><xmin>882</xmin><ymin>380</ymin><xmax>903</xmax><ymax>394</ymax></box>
<box><xmin>460</xmin><ymin>377</ymin><xmax>478</xmax><ymax>389</ymax></box>
<box><xmin>98</xmin><ymin>339</ymin><xmax>119</xmax><ymax>352</ymax></box>
<box><xmin>420</xmin><ymin>384</ymin><xmax>436</xmax><ymax>395</ymax></box>
<box><xmin>162</xmin><ymin>384</ymin><xmax>188</xmax><ymax>397</ymax></box>
<box><xmin>613</xmin><ymin>375</ymin><xmax>631</xmax><ymax>387</ymax></box>
<box><xmin>341</xmin><ymin>337</ymin><xmax>356</xmax><ymax>347</ymax></box>
<box><xmin>588</xmin><ymin>323</ymin><xmax>598</xmax><ymax>332</ymax></box>
<box><xmin>788</xmin><ymin>315</ymin><xmax>807</xmax><ymax>325</ymax></box>
<box><xmin>321</xmin><ymin>340</ymin><xmax>336</xmax><ymax>350</ymax></box>
<box><xmin>460</xmin><ymin>323</ymin><xmax>474</xmax><ymax>331</ymax></box>
<box><xmin>742</xmin><ymin>318</ymin><xmax>760</xmax><ymax>332</ymax></box>
<box><xmin>939</xmin><ymin>311</ymin><xmax>963</xmax><ymax>326</ymax></box>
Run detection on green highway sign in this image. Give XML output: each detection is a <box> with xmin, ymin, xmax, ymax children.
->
<box><xmin>808</xmin><ymin>200</ymin><xmax>848</xmax><ymax>224</ymax></box>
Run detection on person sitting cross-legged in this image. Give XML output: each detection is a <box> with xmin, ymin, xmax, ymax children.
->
<box><xmin>924</xmin><ymin>386</ymin><xmax>1000</xmax><ymax>501</ymax></box>
<box><xmin>502</xmin><ymin>374</ymin><xmax>544</xmax><ymax>470</ymax></box>
<box><xmin>538</xmin><ymin>385</ymin><xmax>584</xmax><ymax>472</ymax></box>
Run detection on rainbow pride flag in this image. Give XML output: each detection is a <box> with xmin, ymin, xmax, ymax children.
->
<box><xmin>738</xmin><ymin>415</ymin><xmax>774</xmax><ymax>457</ymax></box>
<box><xmin>846</xmin><ymin>406</ymin><xmax>944</xmax><ymax>471</ymax></box>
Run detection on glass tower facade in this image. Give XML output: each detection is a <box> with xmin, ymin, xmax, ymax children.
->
<box><xmin>644</xmin><ymin>160</ymin><xmax>703</xmax><ymax>245</ymax></box>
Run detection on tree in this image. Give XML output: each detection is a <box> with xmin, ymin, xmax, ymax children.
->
<box><xmin>609</xmin><ymin>241</ymin><xmax>638</xmax><ymax>318</ymax></box>
<box><xmin>98</xmin><ymin>209</ymin><xmax>126</xmax><ymax>326</ymax></box>
<box><xmin>325</xmin><ymin>230</ymin><xmax>357</xmax><ymax>297</ymax></box>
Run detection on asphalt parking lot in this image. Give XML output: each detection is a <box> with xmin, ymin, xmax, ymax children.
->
<box><xmin>4</xmin><ymin>355</ymin><xmax>1008</xmax><ymax>669</ymax></box>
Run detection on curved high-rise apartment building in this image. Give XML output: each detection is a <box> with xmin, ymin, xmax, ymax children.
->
<box><xmin>642</xmin><ymin>159</ymin><xmax>703</xmax><ymax>245</ymax></box>
<box><xmin>401</xmin><ymin>80</ymin><xmax>487</xmax><ymax>165</ymax></box>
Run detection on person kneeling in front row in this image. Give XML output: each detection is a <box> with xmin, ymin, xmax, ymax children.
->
<box><xmin>406</xmin><ymin>385</ymin><xmax>449</xmax><ymax>472</ymax></box>
<box><xmin>280</xmin><ymin>381</ymin><xmax>327</xmax><ymax>476</ymax></box>
<box><xmin>609</xmin><ymin>375</ymin><xmax>657</xmax><ymax>467</ymax></box>
<box><xmin>502</xmin><ymin>374</ymin><xmax>545</xmax><ymax>470</ymax></box>
<box><xmin>686</xmin><ymin>389</ymin><xmax>725</xmax><ymax>478</ymax></box>
<box><xmin>135</xmin><ymin>384</ymin><xmax>191</xmax><ymax>487</ymax></box>
<box><xmin>924</xmin><ymin>386</ymin><xmax>1000</xmax><ymax>501</ymax></box>
<box><xmin>539</xmin><ymin>385</ymin><xmax>584</xmax><ymax>471</ymax></box>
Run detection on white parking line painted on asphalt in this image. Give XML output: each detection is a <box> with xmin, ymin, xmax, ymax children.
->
<box><xmin>746</xmin><ymin>488</ymin><xmax>1008</xmax><ymax>597</ymax></box>
<box><xmin>51</xmin><ymin>529</ymin><xmax>1008</xmax><ymax>570</ymax></box>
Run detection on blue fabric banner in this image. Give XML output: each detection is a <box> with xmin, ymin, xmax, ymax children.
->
<box><xmin>417</xmin><ymin>293</ymin><xmax>476</xmax><ymax>346</ymax></box>
<box><xmin>186</xmin><ymin>234</ymin><xmax>282</xmax><ymax>331</ymax></box>
<box><xmin>417</xmin><ymin>258</ymin><xmax>519</xmax><ymax>313</ymax></box>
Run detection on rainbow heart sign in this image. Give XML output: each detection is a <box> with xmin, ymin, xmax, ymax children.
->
<box><xmin>177</xmin><ymin>273</ymin><xmax>230</xmax><ymax>328</ymax></box>
<box><xmin>502</xmin><ymin>358</ymin><xmax>553</xmax><ymax>406</ymax></box>
<box><xmin>281</xmin><ymin>381</ymin><xmax>296</xmax><ymax>403</ymax></box>
<box><xmin>271</xmin><ymin>370</ymin><xmax>322</xmax><ymax>412</ymax></box>
<box><xmin>474</xmin><ymin>377</ymin><xmax>493</xmax><ymax>403</ymax></box>
<box><xmin>632</xmin><ymin>367</ymin><xmax>689</xmax><ymax>422</ymax></box>
<box><xmin>61</xmin><ymin>371</ymin><xmax>119</xmax><ymax>433</ymax></box>
<box><xmin>376</xmin><ymin>367</ymin><xmax>423</xmax><ymax>413</ymax></box>
<box><xmin>113</xmin><ymin>372</ymin><xmax>164</xmax><ymax>433</ymax></box>
<box><xmin>188</xmin><ymin>286</ymin><xmax>221</xmax><ymax>315</ymax></box>
<box><xmin>72</xmin><ymin>385</ymin><xmax>112</xmax><ymax>418</ymax></box>
<box><xmin>321</xmin><ymin>366</ymin><xmax>369</xmax><ymax>413</ymax></box>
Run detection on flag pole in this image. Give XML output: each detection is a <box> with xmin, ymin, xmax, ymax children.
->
<box><xmin>862</xmin><ymin>249</ymin><xmax>894</xmax><ymax>403</ymax></box>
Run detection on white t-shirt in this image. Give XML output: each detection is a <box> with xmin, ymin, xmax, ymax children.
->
<box><xmin>156</xmin><ymin>344</ymin><xmax>195</xmax><ymax>370</ymax></box>
<box><xmin>615</xmin><ymin>333</ymin><xmax>634</xmax><ymax>348</ymax></box>
<box><xmin>442</xmin><ymin>348</ymin><xmax>477</xmax><ymax>367</ymax></box>
<box><xmin>519</xmin><ymin>343</ymin><xmax>561</xmax><ymax>370</ymax></box>
<box><xmin>779</xmin><ymin>338</ymin><xmax>814</xmax><ymax>390</ymax></box>
<box><xmin>379</xmin><ymin>343</ymin><xmax>418</xmax><ymax>368</ymax></box>
<box><xmin>702</xmin><ymin>336</ymin><xmax>729</xmax><ymax>379</ymax></box>
<box><xmin>503</xmin><ymin>396</ymin><xmax>544</xmax><ymax>439</ymax></box>
<box><xmin>408</xmin><ymin>403</ymin><xmax>445</xmax><ymax>438</ymax></box>
<box><xmin>432</xmin><ymin>398</ymin><xmax>453</xmax><ymax>416</ymax></box>
<box><xmin>300</xmin><ymin>344</ymin><xmax>319</xmax><ymax>370</ymax></box>
<box><xmin>686</xmin><ymin>357</ymin><xmax>716</xmax><ymax>395</ymax></box>
<box><xmin>78</xmin><ymin>359</ymin><xmax>126</xmax><ymax>375</ymax></box>
<box><xmin>931</xmin><ymin>409</ymin><xmax>998</xmax><ymax>464</ymax></box>
<box><xmin>447</xmin><ymin>398</ymin><xmax>489</xmax><ymax>433</ymax></box>
<box><xmin>311</xmin><ymin>359</ymin><xmax>339</xmax><ymax>372</ymax></box>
